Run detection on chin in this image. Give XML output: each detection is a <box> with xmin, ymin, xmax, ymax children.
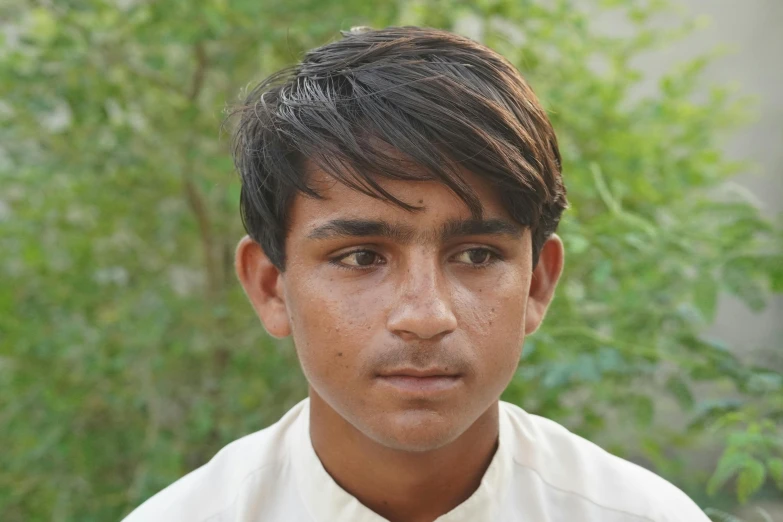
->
<box><xmin>362</xmin><ymin>408</ymin><xmax>467</xmax><ymax>452</ymax></box>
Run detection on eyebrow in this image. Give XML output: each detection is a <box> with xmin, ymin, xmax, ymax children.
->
<box><xmin>306</xmin><ymin>218</ymin><xmax>524</xmax><ymax>244</ymax></box>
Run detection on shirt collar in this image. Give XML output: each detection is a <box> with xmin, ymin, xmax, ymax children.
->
<box><xmin>291</xmin><ymin>399</ymin><xmax>513</xmax><ymax>522</ymax></box>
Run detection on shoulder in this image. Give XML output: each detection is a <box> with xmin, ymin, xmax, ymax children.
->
<box><xmin>121</xmin><ymin>399</ymin><xmax>308</xmax><ymax>522</ymax></box>
<box><xmin>499</xmin><ymin>401</ymin><xmax>710</xmax><ymax>522</ymax></box>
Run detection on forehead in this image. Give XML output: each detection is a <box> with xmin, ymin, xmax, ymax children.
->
<box><xmin>288</xmin><ymin>160</ymin><xmax>512</xmax><ymax>231</ymax></box>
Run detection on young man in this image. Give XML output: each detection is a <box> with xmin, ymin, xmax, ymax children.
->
<box><xmin>124</xmin><ymin>26</ymin><xmax>710</xmax><ymax>522</ymax></box>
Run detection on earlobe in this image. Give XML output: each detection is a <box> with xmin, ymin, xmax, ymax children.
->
<box><xmin>235</xmin><ymin>236</ymin><xmax>292</xmax><ymax>339</ymax></box>
<box><xmin>524</xmin><ymin>234</ymin><xmax>565</xmax><ymax>335</ymax></box>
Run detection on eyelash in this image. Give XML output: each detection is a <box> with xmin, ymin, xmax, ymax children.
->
<box><xmin>328</xmin><ymin>248</ymin><xmax>503</xmax><ymax>271</ymax></box>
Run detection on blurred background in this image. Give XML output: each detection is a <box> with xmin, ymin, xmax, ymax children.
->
<box><xmin>1</xmin><ymin>1</ymin><xmax>781</xmax><ymax>521</ymax></box>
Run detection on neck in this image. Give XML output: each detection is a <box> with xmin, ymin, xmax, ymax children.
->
<box><xmin>308</xmin><ymin>391</ymin><xmax>500</xmax><ymax>522</ymax></box>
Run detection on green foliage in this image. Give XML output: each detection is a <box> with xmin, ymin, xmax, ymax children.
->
<box><xmin>707</xmin><ymin>412</ymin><xmax>783</xmax><ymax>504</ymax></box>
<box><xmin>1</xmin><ymin>0</ymin><xmax>781</xmax><ymax>520</ymax></box>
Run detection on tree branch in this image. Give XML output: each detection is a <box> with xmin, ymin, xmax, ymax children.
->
<box><xmin>182</xmin><ymin>175</ymin><xmax>219</xmax><ymax>298</ymax></box>
<box><xmin>180</xmin><ymin>41</ymin><xmax>220</xmax><ymax>298</ymax></box>
<box><xmin>188</xmin><ymin>42</ymin><xmax>208</xmax><ymax>102</ymax></box>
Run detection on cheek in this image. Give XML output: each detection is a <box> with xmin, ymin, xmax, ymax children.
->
<box><xmin>285</xmin><ymin>276</ymin><xmax>379</xmax><ymax>379</ymax></box>
<box><xmin>456</xmin><ymin>270</ymin><xmax>529</xmax><ymax>369</ymax></box>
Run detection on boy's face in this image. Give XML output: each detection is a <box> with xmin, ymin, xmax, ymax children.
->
<box><xmin>236</xmin><ymin>162</ymin><xmax>563</xmax><ymax>452</ymax></box>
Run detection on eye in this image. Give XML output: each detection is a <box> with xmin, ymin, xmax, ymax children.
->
<box><xmin>452</xmin><ymin>248</ymin><xmax>498</xmax><ymax>267</ymax></box>
<box><xmin>332</xmin><ymin>249</ymin><xmax>384</xmax><ymax>268</ymax></box>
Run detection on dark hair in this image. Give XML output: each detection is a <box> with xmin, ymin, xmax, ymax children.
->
<box><xmin>230</xmin><ymin>26</ymin><xmax>567</xmax><ymax>270</ymax></box>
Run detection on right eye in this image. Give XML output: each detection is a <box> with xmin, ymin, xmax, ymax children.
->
<box><xmin>332</xmin><ymin>250</ymin><xmax>384</xmax><ymax>269</ymax></box>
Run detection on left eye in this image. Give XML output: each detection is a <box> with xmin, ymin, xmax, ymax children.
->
<box><xmin>453</xmin><ymin>248</ymin><xmax>496</xmax><ymax>266</ymax></box>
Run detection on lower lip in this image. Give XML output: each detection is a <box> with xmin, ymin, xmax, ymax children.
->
<box><xmin>376</xmin><ymin>375</ymin><xmax>462</xmax><ymax>394</ymax></box>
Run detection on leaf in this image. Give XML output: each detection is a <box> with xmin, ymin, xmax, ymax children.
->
<box><xmin>767</xmin><ymin>457</ymin><xmax>783</xmax><ymax>490</ymax></box>
<box><xmin>707</xmin><ymin>451</ymin><xmax>752</xmax><ymax>496</ymax></box>
<box><xmin>692</xmin><ymin>273</ymin><xmax>718</xmax><ymax>322</ymax></box>
<box><xmin>665</xmin><ymin>374</ymin><xmax>694</xmax><ymax>411</ymax></box>
<box><xmin>722</xmin><ymin>260</ymin><xmax>770</xmax><ymax>312</ymax></box>
<box><xmin>736</xmin><ymin>459</ymin><xmax>765</xmax><ymax>504</ymax></box>
<box><xmin>624</xmin><ymin>394</ymin><xmax>654</xmax><ymax>428</ymax></box>
<box><xmin>745</xmin><ymin>372</ymin><xmax>783</xmax><ymax>395</ymax></box>
<box><xmin>590</xmin><ymin>162</ymin><xmax>621</xmax><ymax>214</ymax></box>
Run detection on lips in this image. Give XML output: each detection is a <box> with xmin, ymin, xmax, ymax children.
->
<box><xmin>378</xmin><ymin>367</ymin><xmax>460</xmax><ymax>379</ymax></box>
<box><xmin>376</xmin><ymin>368</ymin><xmax>462</xmax><ymax>394</ymax></box>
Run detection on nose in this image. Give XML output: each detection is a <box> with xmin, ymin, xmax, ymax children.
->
<box><xmin>386</xmin><ymin>257</ymin><xmax>458</xmax><ymax>341</ymax></box>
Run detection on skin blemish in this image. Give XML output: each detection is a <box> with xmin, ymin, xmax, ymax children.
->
<box><xmin>338</xmin><ymin>352</ymin><xmax>343</xmax><ymax>357</ymax></box>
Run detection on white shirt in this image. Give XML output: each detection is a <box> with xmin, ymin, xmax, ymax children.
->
<box><xmin>122</xmin><ymin>399</ymin><xmax>710</xmax><ymax>522</ymax></box>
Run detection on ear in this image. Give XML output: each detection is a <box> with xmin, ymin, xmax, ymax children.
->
<box><xmin>235</xmin><ymin>235</ymin><xmax>291</xmax><ymax>338</ymax></box>
<box><xmin>524</xmin><ymin>234</ymin><xmax>565</xmax><ymax>335</ymax></box>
